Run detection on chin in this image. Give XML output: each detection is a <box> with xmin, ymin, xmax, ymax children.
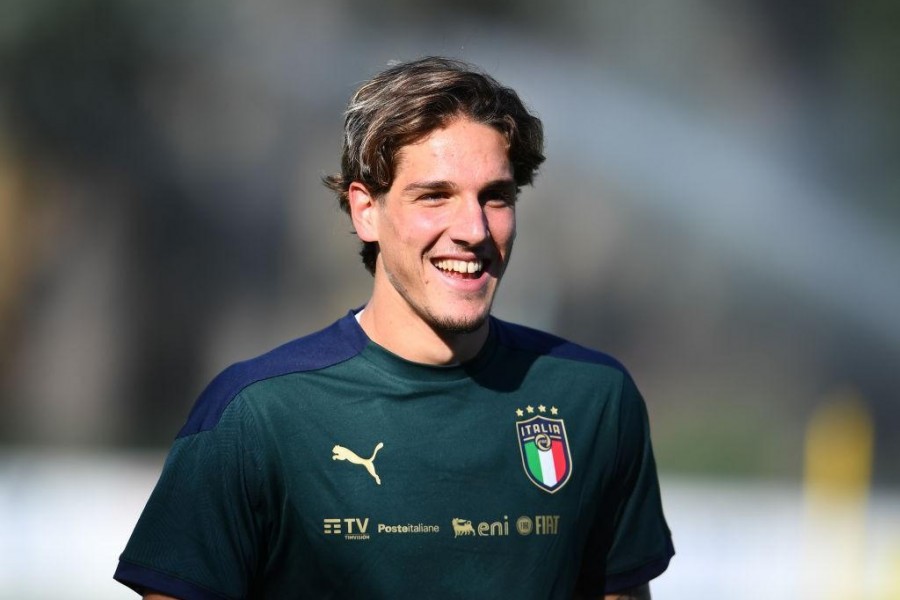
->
<box><xmin>427</xmin><ymin>310</ymin><xmax>489</xmax><ymax>335</ymax></box>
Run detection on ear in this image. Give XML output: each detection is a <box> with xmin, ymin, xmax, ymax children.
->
<box><xmin>347</xmin><ymin>181</ymin><xmax>380</xmax><ymax>242</ymax></box>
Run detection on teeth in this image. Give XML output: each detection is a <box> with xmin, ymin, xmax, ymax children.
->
<box><xmin>435</xmin><ymin>259</ymin><xmax>483</xmax><ymax>274</ymax></box>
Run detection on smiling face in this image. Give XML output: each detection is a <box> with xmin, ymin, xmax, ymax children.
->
<box><xmin>349</xmin><ymin>117</ymin><xmax>517</xmax><ymax>352</ymax></box>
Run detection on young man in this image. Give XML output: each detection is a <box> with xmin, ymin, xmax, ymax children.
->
<box><xmin>115</xmin><ymin>57</ymin><xmax>674</xmax><ymax>600</ymax></box>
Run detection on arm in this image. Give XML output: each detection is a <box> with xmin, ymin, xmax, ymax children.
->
<box><xmin>144</xmin><ymin>595</ymin><xmax>179</xmax><ymax>600</ymax></box>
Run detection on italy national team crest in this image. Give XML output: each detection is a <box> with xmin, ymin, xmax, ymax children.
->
<box><xmin>515</xmin><ymin>406</ymin><xmax>573</xmax><ymax>493</ymax></box>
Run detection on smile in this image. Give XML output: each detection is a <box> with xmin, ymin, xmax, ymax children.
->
<box><xmin>433</xmin><ymin>258</ymin><xmax>485</xmax><ymax>278</ymax></box>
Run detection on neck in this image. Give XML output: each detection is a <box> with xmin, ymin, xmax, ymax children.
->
<box><xmin>357</xmin><ymin>297</ymin><xmax>489</xmax><ymax>366</ymax></box>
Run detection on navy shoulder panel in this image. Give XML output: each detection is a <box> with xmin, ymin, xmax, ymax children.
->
<box><xmin>492</xmin><ymin>317</ymin><xmax>629</xmax><ymax>374</ymax></box>
<box><xmin>177</xmin><ymin>311</ymin><xmax>368</xmax><ymax>438</ymax></box>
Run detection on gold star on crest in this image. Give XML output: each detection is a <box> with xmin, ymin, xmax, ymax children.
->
<box><xmin>538</xmin><ymin>404</ymin><xmax>547</xmax><ymax>413</ymax></box>
<box><xmin>526</xmin><ymin>405</ymin><xmax>535</xmax><ymax>414</ymax></box>
<box><xmin>550</xmin><ymin>406</ymin><xmax>559</xmax><ymax>415</ymax></box>
<box><xmin>515</xmin><ymin>408</ymin><xmax>524</xmax><ymax>417</ymax></box>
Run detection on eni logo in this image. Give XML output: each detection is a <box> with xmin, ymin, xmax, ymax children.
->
<box><xmin>452</xmin><ymin>518</ymin><xmax>475</xmax><ymax>537</ymax></box>
<box><xmin>452</xmin><ymin>516</ymin><xmax>509</xmax><ymax>537</ymax></box>
<box><xmin>332</xmin><ymin>442</ymin><xmax>384</xmax><ymax>485</ymax></box>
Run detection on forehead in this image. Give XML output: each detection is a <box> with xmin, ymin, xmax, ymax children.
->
<box><xmin>392</xmin><ymin>118</ymin><xmax>512</xmax><ymax>184</ymax></box>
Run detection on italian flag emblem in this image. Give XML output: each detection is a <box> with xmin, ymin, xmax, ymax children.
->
<box><xmin>516</xmin><ymin>410</ymin><xmax>573</xmax><ymax>493</ymax></box>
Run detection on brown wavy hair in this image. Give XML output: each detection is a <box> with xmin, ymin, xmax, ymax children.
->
<box><xmin>323</xmin><ymin>56</ymin><xmax>545</xmax><ymax>274</ymax></box>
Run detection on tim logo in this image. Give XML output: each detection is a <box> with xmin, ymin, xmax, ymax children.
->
<box><xmin>323</xmin><ymin>517</ymin><xmax>370</xmax><ymax>540</ymax></box>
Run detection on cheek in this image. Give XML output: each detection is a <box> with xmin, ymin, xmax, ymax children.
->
<box><xmin>396</xmin><ymin>211</ymin><xmax>446</xmax><ymax>247</ymax></box>
<box><xmin>489</xmin><ymin>210</ymin><xmax>517</xmax><ymax>251</ymax></box>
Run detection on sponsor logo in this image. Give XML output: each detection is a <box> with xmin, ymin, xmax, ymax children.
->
<box><xmin>323</xmin><ymin>517</ymin><xmax>370</xmax><ymax>540</ymax></box>
<box><xmin>516</xmin><ymin>515</ymin><xmax>560</xmax><ymax>535</ymax></box>
<box><xmin>452</xmin><ymin>516</ymin><xmax>509</xmax><ymax>537</ymax></box>
<box><xmin>516</xmin><ymin>516</ymin><xmax>533</xmax><ymax>535</ymax></box>
<box><xmin>332</xmin><ymin>442</ymin><xmax>384</xmax><ymax>485</ymax></box>
<box><xmin>377</xmin><ymin>523</ymin><xmax>440</xmax><ymax>534</ymax></box>
<box><xmin>323</xmin><ymin>518</ymin><xmax>342</xmax><ymax>534</ymax></box>
<box><xmin>515</xmin><ymin>406</ymin><xmax>572</xmax><ymax>493</ymax></box>
<box><xmin>452</xmin><ymin>518</ymin><xmax>475</xmax><ymax>537</ymax></box>
<box><xmin>325</xmin><ymin>514</ymin><xmax>557</xmax><ymax>541</ymax></box>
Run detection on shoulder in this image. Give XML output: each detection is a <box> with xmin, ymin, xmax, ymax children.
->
<box><xmin>491</xmin><ymin>317</ymin><xmax>630</xmax><ymax>375</ymax></box>
<box><xmin>177</xmin><ymin>311</ymin><xmax>368</xmax><ymax>438</ymax></box>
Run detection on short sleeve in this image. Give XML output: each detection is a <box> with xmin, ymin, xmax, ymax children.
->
<box><xmin>114</xmin><ymin>396</ymin><xmax>265</xmax><ymax>600</ymax></box>
<box><xmin>605</xmin><ymin>374</ymin><xmax>674</xmax><ymax>591</ymax></box>
<box><xmin>578</xmin><ymin>372</ymin><xmax>675</xmax><ymax>595</ymax></box>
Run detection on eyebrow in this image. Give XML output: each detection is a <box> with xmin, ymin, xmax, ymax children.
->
<box><xmin>402</xmin><ymin>180</ymin><xmax>457</xmax><ymax>194</ymax></box>
<box><xmin>401</xmin><ymin>178</ymin><xmax>517</xmax><ymax>195</ymax></box>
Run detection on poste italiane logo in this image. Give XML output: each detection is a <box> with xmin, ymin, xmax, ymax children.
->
<box><xmin>515</xmin><ymin>405</ymin><xmax>572</xmax><ymax>493</ymax></box>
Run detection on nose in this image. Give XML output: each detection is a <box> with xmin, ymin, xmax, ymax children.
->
<box><xmin>448</xmin><ymin>195</ymin><xmax>489</xmax><ymax>246</ymax></box>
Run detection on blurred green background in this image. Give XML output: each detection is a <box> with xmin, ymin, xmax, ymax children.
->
<box><xmin>1</xmin><ymin>0</ymin><xmax>898</xmax><ymax>597</ymax></box>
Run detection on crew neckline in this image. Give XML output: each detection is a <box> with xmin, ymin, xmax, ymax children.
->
<box><xmin>342</xmin><ymin>309</ymin><xmax>498</xmax><ymax>382</ymax></box>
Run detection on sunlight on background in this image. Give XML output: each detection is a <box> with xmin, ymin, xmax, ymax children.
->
<box><xmin>1</xmin><ymin>0</ymin><xmax>898</xmax><ymax>597</ymax></box>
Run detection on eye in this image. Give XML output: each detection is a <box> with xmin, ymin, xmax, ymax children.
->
<box><xmin>418</xmin><ymin>191</ymin><xmax>450</xmax><ymax>202</ymax></box>
<box><xmin>482</xmin><ymin>189</ymin><xmax>518</xmax><ymax>208</ymax></box>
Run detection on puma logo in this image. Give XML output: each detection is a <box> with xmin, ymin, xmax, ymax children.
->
<box><xmin>332</xmin><ymin>442</ymin><xmax>384</xmax><ymax>485</ymax></box>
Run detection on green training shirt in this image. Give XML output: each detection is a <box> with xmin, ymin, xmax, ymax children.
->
<box><xmin>115</xmin><ymin>310</ymin><xmax>673</xmax><ymax>599</ymax></box>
